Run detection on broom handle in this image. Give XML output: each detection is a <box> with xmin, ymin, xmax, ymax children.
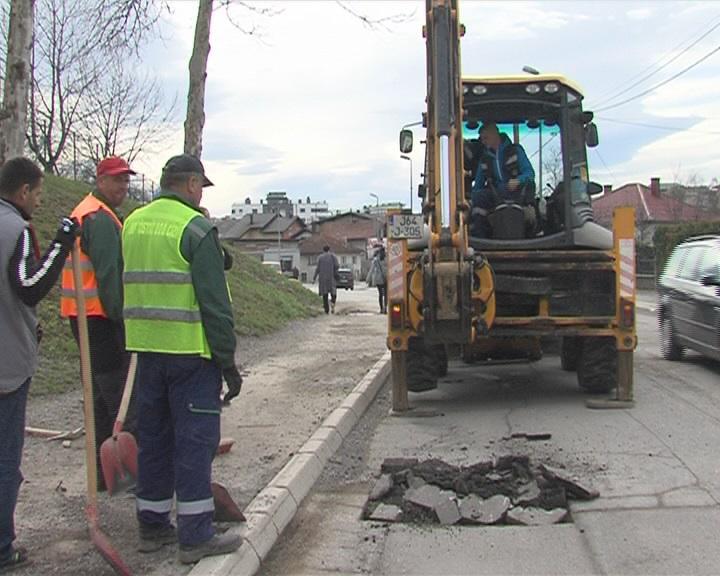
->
<box><xmin>71</xmin><ymin>242</ymin><xmax>98</xmax><ymax>509</ymax></box>
<box><xmin>112</xmin><ymin>353</ymin><xmax>137</xmax><ymax>437</ymax></box>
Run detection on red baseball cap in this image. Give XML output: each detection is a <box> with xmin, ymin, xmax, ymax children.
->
<box><xmin>96</xmin><ymin>156</ymin><xmax>136</xmax><ymax>177</ymax></box>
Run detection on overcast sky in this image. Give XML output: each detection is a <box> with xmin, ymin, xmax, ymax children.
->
<box><xmin>132</xmin><ymin>1</ymin><xmax>720</xmax><ymax>217</ymax></box>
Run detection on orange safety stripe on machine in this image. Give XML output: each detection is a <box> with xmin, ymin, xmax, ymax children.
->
<box><xmin>60</xmin><ymin>194</ymin><xmax>123</xmax><ymax>318</ymax></box>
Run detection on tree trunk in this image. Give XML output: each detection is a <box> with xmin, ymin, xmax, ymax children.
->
<box><xmin>184</xmin><ymin>0</ymin><xmax>213</xmax><ymax>158</ymax></box>
<box><xmin>0</xmin><ymin>0</ymin><xmax>35</xmax><ymax>165</ymax></box>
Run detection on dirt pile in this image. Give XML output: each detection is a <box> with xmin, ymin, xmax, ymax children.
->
<box><xmin>363</xmin><ymin>456</ymin><xmax>599</xmax><ymax>526</ymax></box>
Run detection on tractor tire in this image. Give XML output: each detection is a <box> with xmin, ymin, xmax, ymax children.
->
<box><xmin>659</xmin><ymin>312</ymin><xmax>684</xmax><ymax>361</ymax></box>
<box><xmin>406</xmin><ymin>336</ymin><xmax>439</xmax><ymax>392</ymax></box>
<box><xmin>577</xmin><ymin>336</ymin><xmax>617</xmax><ymax>394</ymax></box>
<box><xmin>560</xmin><ymin>337</ymin><xmax>579</xmax><ymax>371</ymax></box>
<box><xmin>434</xmin><ymin>344</ymin><xmax>449</xmax><ymax>377</ymax></box>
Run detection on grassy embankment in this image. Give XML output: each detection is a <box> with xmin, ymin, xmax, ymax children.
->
<box><xmin>31</xmin><ymin>173</ymin><xmax>321</xmax><ymax>396</ymax></box>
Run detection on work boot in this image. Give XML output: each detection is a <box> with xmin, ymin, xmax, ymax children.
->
<box><xmin>178</xmin><ymin>533</ymin><xmax>242</xmax><ymax>565</ymax></box>
<box><xmin>138</xmin><ymin>523</ymin><xmax>177</xmax><ymax>553</ymax></box>
<box><xmin>330</xmin><ymin>301</ymin><xmax>336</xmax><ymax>314</ymax></box>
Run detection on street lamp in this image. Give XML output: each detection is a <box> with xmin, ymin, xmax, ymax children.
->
<box><xmin>369</xmin><ymin>192</ymin><xmax>379</xmax><ymax>207</ymax></box>
<box><xmin>400</xmin><ymin>155</ymin><xmax>413</xmax><ymax>212</ymax></box>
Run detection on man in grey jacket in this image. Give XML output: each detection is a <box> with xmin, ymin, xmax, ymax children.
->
<box><xmin>0</xmin><ymin>157</ymin><xmax>78</xmax><ymax>572</ymax></box>
<box><xmin>313</xmin><ymin>244</ymin><xmax>339</xmax><ymax>314</ymax></box>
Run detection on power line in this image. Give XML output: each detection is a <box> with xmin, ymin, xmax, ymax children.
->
<box><xmin>595</xmin><ymin>43</ymin><xmax>720</xmax><ymax>113</ymax></box>
<box><xmin>598</xmin><ymin>115</ymin><xmax>720</xmax><ymax>135</ymax></box>
<box><xmin>592</xmin><ymin>148</ymin><xmax>616</xmax><ymax>183</ymax></box>
<box><xmin>590</xmin><ymin>15</ymin><xmax>720</xmax><ymax>108</ymax></box>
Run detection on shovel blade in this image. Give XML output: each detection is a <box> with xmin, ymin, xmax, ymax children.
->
<box><xmin>99</xmin><ymin>432</ymin><xmax>138</xmax><ymax>496</ymax></box>
<box><xmin>211</xmin><ymin>482</ymin><xmax>246</xmax><ymax>523</ymax></box>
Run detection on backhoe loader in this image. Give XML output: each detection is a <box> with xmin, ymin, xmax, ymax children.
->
<box><xmin>387</xmin><ymin>0</ymin><xmax>636</xmax><ymax>410</ymax></box>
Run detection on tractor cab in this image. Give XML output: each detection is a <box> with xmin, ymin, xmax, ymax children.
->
<box><xmin>461</xmin><ymin>74</ymin><xmax>608</xmax><ymax>249</ymax></box>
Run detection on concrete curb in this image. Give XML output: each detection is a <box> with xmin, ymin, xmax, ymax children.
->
<box><xmin>189</xmin><ymin>351</ymin><xmax>392</xmax><ymax>576</ymax></box>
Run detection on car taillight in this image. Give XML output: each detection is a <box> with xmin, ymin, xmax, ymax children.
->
<box><xmin>620</xmin><ymin>298</ymin><xmax>634</xmax><ymax>328</ymax></box>
<box><xmin>390</xmin><ymin>302</ymin><xmax>403</xmax><ymax>329</ymax></box>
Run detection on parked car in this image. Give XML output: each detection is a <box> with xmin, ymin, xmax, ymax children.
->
<box><xmin>657</xmin><ymin>234</ymin><xmax>720</xmax><ymax>362</ymax></box>
<box><xmin>336</xmin><ymin>267</ymin><xmax>354</xmax><ymax>290</ymax></box>
<box><xmin>262</xmin><ymin>261</ymin><xmax>282</xmax><ymax>273</ymax></box>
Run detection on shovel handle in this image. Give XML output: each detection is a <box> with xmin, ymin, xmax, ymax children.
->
<box><xmin>71</xmin><ymin>243</ymin><xmax>98</xmax><ymax>505</ymax></box>
<box><xmin>113</xmin><ymin>353</ymin><xmax>137</xmax><ymax>436</ymax></box>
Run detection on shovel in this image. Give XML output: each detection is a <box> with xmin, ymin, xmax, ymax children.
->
<box><xmin>100</xmin><ymin>353</ymin><xmax>138</xmax><ymax>495</ymax></box>
<box><xmin>71</xmin><ymin>242</ymin><xmax>131</xmax><ymax>575</ymax></box>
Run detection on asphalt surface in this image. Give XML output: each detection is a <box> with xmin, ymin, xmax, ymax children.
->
<box><xmin>259</xmin><ymin>290</ymin><xmax>720</xmax><ymax>575</ymax></box>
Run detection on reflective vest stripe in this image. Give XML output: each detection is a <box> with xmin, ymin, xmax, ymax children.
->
<box><xmin>60</xmin><ymin>194</ymin><xmax>122</xmax><ymax>318</ymax></box>
<box><xmin>61</xmin><ymin>287</ymin><xmax>98</xmax><ymax>298</ymax></box>
<box><xmin>123</xmin><ymin>271</ymin><xmax>192</xmax><ymax>284</ymax></box>
<box><xmin>63</xmin><ymin>260</ymin><xmax>94</xmax><ymax>271</ymax></box>
<box><xmin>124</xmin><ymin>307</ymin><xmax>202</xmax><ymax>322</ymax></box>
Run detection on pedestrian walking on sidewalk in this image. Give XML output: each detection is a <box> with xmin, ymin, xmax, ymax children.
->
<box><xmin>122</xmin><ymin>154</ymin><xmax>243</xmax><ymax>564</ymax></box>
<box><xmin>313</xmin><ymin>244</ymin><xmax>339</xmax><ymax>314</ymax></box>
<box><xmin>0</xmin><ymin>157</ymin><xmax>78</xmax><ymax>572</ymax></box>
<box><xmin>366</xmin><ymin>246</ymin><xmax>387</xmax><ymax>313</ymax></box>
<box><xmin>60</xmin><ymin>156</ymin><xmax>137</xmax><ymax>490</ymax></box>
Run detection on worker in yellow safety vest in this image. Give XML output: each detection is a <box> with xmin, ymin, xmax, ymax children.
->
<box><xmin>121</xmin><ymin>154</ymin><xmax>243</xmax><ymax>564</ymax></box>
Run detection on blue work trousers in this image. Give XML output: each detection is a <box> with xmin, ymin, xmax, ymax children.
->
<box><xmin>134</xmin><ymin>353</ymin><xmax>222</xmax><ymax>546</ymax></box>
<box><xmin>0</xmin><ymin>379</ymin><xmax>30</xmax><ymax>561</ymax></box>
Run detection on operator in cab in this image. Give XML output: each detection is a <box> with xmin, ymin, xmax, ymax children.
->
<box><xmin>470</xmin><ymin>122</ymin><xmax>536</xmax><ymax>238</ymax></box>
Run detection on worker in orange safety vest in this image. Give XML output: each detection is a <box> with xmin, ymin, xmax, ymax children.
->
<box><xmin>60</xmin><ymin>156</ymin><xmax>136</xmax><ymax>489</ymax></box>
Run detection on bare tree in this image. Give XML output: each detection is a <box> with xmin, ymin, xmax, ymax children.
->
<box><xmin>27</xmin><ymin>0</ymin><xmax>103</xmax><ymax>173</ymax></box>
<box><xmin>184</xmin><ymin>0</ymin><xmax>213</xmax><ymax>157</ymax></box>
<box><xmin>0</xmin><ymin>0</ymin><xmax>35</xmax><ymax>165</ymax></box>
<box><xmin>75</xmin><ymin>58</ymin><xmax>177</xmax><ymax>165</ymax></box>
<box><xmin>542</xmin><ymin>143</ymin><xmax>563</xmax><ymax>192</ymax></box>
<box><xmin>90</xmin><ymin>0</ymin><xmax>164</xmax><ymax>53</ymax></box>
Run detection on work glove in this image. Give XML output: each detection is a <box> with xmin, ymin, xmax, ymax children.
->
<box><xmin>54</xmin><ymin>217</ymin><xmax>80</xmax><ymax>249</ymax></box>
<box><xmin>222</xmin><ymin>365</ymin><xmax>243</xmax><ymax>405</ymax></box>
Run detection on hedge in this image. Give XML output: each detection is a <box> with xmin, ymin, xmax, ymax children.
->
<box><xmin>653</xmin><ymin>220</ymin><xmax>720</xmax><ymax>274</ymax></box>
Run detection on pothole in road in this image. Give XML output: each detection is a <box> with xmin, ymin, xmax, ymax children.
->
<box><xmin>362</xmin><ymin>455</ymin><xmax>599</xmax><ymax>526</ymax></box>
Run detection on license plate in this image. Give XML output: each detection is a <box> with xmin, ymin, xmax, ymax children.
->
<box><xmin>388</xmin><ymin>214</ymin><xmax>423</xmax><ymax>239</ymax></box>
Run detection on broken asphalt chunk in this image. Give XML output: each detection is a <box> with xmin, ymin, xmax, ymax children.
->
<box><xmin>369</xmin><ymin>504</ymin><xmax>402</xmax><ymax>522</ymax></box>
<box><xmin>460</xmin><ymin>494</ymin><xmax>510</xmax><ymax>525</ymax></box>
<box><xmin>539</xmin><ymin>464</ymin><xmax>599</xmax><ymax>500</ymax></box>
<box><xmin>506</xmin><ymin>506</ymin><xmax>567</xmax><ymax>526</ymax></box>
<box><xmin>381</xmin><ymin>457</ymin><xmax>419</xmax><ymax>475</ymax></box>
<box><xmin>434</xmin><ymin>494</ymin><xmax>460</xmax><ymax>525</ymax></box>
<box><xmin>369</xmin><ymin>474</ymin><xmax>393</xmax><ymax>501</ymax></box>
<box><xmin>404</xmin><ymin>484</ymin><xmax>442</xmax><ymax>510</ymax></box>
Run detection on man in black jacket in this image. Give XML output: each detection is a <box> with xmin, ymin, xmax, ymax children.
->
<box><xmin>0</xmin><ymin>157</ymin><xmax>78</xmax><ymax>572</ymax></box>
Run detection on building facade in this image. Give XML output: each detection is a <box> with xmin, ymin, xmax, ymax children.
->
<box><xmin>231</xmin><ymin>193</ymin><xmax>331</xmax><ymax>223</ymax></box>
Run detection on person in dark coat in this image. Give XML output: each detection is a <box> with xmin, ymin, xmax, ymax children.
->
<box><xmin>366</xmin><ymin>246</ymin><xmax>387</xmax><ymax>313</ymax></box>
<box><xmin>313</xmin><ymin>245</ymin><xmax>339</xmax><ymax>314</ymax></box>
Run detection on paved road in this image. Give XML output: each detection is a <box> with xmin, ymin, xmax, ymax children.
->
<box><xmin>261</xmin><ymin>304</ymin><xmax>720</xmax><ymax>575</ymax></box>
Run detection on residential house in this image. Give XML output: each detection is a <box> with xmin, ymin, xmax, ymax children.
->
<box><xmin>215</xmin><ymin>212</ymin><xmax>309</xmax><ymax>273</ymax></box>
<box><xmin>592</xmin><ymin>177</ymin><xmax>720</xmax><ymax>246</ymax></box>
<box><xmin>298</xmin><ymin>234</ymin><xmax>365</xmax><ymax>285</ymax></box>
<box><xmin>312</xmin><ymin>211</ymin><xmax>386</xmax><ymax>276</ymax></box>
